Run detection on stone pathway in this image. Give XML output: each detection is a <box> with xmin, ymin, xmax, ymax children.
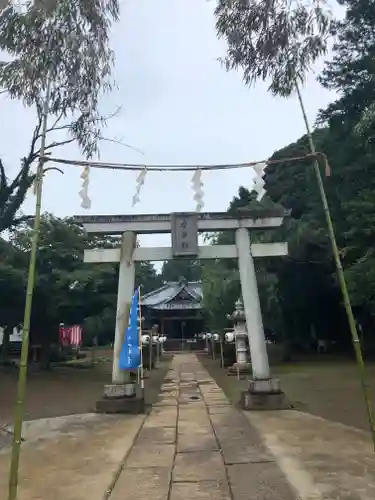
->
<box><xmin>109</xmin><ymin>353</ymin><xmax>295</xmax><ymax>500</ymax></box>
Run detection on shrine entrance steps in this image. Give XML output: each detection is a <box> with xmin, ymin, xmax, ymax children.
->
<box><xmin>108</xmin><ymin>353</ymin><xmax>294</xmax><ymax>500</ymax></box>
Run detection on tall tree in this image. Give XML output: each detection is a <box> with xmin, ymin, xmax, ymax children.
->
<box><xmin>0</xmin><ymin>4</ymin><xmax>121</xmax><ymax>490</ymax></box>
<box><xmin>319</xmin><ymin>0</ymin><xmax>375</xmax><ymax>139</ymax></box>
<box><xmin>318</xmin><ymin>0</ymin><xmax>375</xmax><ymax>321</ymax></box>
<box><xmin>215</xmin><ymin>0</ymin><xmax>331</xmax><ymax>96</ymax></box>
<box><xmin>0</xmin><ymin>0</ymin><xmax>120</xmax><ymax>233</ymax></box>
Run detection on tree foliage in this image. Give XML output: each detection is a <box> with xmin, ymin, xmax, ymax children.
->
<box><xmin>0</xmin><ymin>214</ymin><xmax>162</xmax><ymax>357</ymax></box>
<box><xmin>202</xmin><ymin>0</ymin><xmax>375</xmax><ymax>357</ymax></box>
<box><xmin>0</xmin><ymin>0</ymin><xmax>119</xmax><ymax>234</ymax></box>
<box><xmin>0</xmin><ymin>159</ymin><xmax>34</xmax><ymax>232</ymax></box>
<box><xmin>215</xmin><ymin>0</ymin><xmax>332</xmax><ymax>96</ymax></box>
<box><xmin>0</xmin><ymin>0</ymin><xmax>119</xmax><ymax>156</ymax></box>
<box><xmin>160</xmin><ymin>259</ymin><xmax>202</xmax><ymax>283</ymax></box>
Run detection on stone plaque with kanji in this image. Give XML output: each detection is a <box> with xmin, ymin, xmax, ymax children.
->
<box><xmin>171</xmin><ymin>213</ymin><xmax>198</xmax><ymax>258</ymax></box>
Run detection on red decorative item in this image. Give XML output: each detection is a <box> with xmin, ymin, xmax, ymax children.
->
<box><xmin>59</xmin><ymin>325</ymin><xmax>83</xmax><ymax>347</ymax></box>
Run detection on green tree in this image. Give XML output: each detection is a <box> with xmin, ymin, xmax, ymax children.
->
<box><xmin>215</xmin><ymin>0</ymin><xmax>331</xmax><ymax>96</ymax></box>
<box><xmin>7</xmin><ymin>214</ymin><xmax>164</xmax><ymax>351</ymax></box>
<box><xmin>0</xmin><ymin>159</ymin><xmax>34</xmax><ymax>233</ymax></box>
<box><xmin>201</xmin><ymin>257</ymin><xmax>240</xmax><ymax>332</ymax></box>
<box><xmin>318</xmin><ymin>0</ymin><xmax>375</xmax><ymax>140</ymax></box>
<box><xmin>317</xmin><ymin>0</ymin><xmax>375</xmax><ymax>323</ymax></box>
<box><xmin>200</xmin><ymin>175</ymin><xmax>349</xmax><ymax>359</ymax></box>
<box><xmin>0</xmin><ymin>0</ymin><xmax>119</xmax><ymax>233</ymax></box>
<box><xmin>201</xmin><ymin>189</ymin><xmax>284</xmax><ymax>341</ymax></box>
<box><xmin>160</xmin><ymin>259</ymin><xmax>202</xmax><ymax>283</ymax></box>
<box><xmin>0</xmin><ymin>237</ymin><xmax>27</xmax><ymax>362</ymax></box>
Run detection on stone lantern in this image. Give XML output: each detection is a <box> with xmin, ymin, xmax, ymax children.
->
<box><xmin>227</xmin><ymin>298</ymin><xmax>252</xmax><ymax>375</ymax></box>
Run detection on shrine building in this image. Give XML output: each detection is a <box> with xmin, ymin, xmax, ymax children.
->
<box><xmin>141</xmin><ymin>279</ymin><xmax>205</xmax><ymax>345</ymax></box>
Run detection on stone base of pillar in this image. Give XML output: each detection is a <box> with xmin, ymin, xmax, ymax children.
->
<box><xmin>227</xmin><ymin>362</ymin><xmax>252</xmax><ymax>376</ymax></box>
<box><xmin>240</xmin><ymin>378</ymin><xmax>290</xmax><ymax>411</ymax></box>
<box><xmin>95</xmin><ymin>383</ymin><xmax>145</xmax><ymax>414</ymax></box>
<box><xmin>96</xmin><ymin>396</ymin><xmax>145</xmax><ymax>414</ymax></box>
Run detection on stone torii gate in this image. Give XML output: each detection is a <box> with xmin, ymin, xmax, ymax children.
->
<box><xmin>74</xmin><ymin>210</ymin><xmax>289</xmax><ymax>412</ymax></box>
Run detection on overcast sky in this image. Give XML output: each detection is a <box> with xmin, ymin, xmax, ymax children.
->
<box><xmin>0</xmin><ymin>0</ymin><xmax>343</xmax><ymax>248</ymax></box>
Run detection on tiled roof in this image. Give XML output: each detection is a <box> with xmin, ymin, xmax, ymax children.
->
<box><xmin>142</xmin><ymin>281</ymin><xmax>203</xmax><ymax>310</ymax></box>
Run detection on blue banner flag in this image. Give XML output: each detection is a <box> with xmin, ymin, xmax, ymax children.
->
<box><xmin>119</xmin><ymin>288</ymin><xmax>141</xmax><ymax>370</ymax></box>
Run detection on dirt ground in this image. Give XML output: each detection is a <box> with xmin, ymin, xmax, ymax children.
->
<box><xmin>0</xmin><ymin>350</ymin><xmax>171</xmax><ymax>427</ymax></box>
<box><xmin>198</xmin><ymin>354</ymin><xmax>375</xmax><ymax>432</ymax></box>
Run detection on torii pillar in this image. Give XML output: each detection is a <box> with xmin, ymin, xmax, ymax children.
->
<box><xmin>236</xmin><ymin>227</ymin><xmax>289</xmax><ymax>409</ymax></box>
<box><xmin>96</xmin><ymin>232</ymin><xmax>144</xmax><ymax>414</ymax></box>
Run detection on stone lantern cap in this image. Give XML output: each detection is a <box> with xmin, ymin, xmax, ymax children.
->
<box><xmin>227</xmin><ymin>297</ymin><xmax>246</xmax><ymax>323</ymax></box>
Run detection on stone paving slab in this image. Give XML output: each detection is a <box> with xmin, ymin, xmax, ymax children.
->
<box><xmin>170</xmin><ymin>481</ymin><xmax>231</xmax><ymax>500</ymax></box>
<box><xmin>228</xmin><ymin>463</ymin><xmax>296</xmax><ymax>500</ymax></box>
<box><xmin>126</xmin><ymin>443</ymin><xmax>175</xmax><ymax>468</ymax></box>
<box><xmin>178</xmin><ymin>407</ymin><xmax>209</xmax><ymax>419</ymax></box>
<box><xmin>173</xmin><ymin>450</ymin><xmax>226</xmax><ymax>482</ymax></box>
<box><xmin>203</xmin><ymin>399</ymin><xmax>231</xmax><ymax>406</ymax></box>
<box><xmin>207</xmin><ymin>405</ymin><xmax>236</xmax><ymax>415</ymax></box>
<box><xmin>220</xmin><ymin>440</ymin><xmax>274</xmax><ymax>465</ymax></box>
<box><xmin>177</xmin><ymin>431</ymin><xmax>219</xmax><ymax>452</ymax></box>
<box><xmin>210</xmin><ymin>413</ymin><xmax>264</xmax><ymax>441</ymax></box>
<box><xmin>137</xmin><ymin>426</ymin><xmax>176</xmax><ymax>444</ymax></box>
<box><xmin>110</xmin><ymin>467</ymin><xmax>171</xmax><ymax>500</ymax></box>
<box><xmin>143</xmin><ymin>409</ymin><xmax>177</xmax><ymax>428</ymax></box>
<box><xmin>178</xmin><ymin>413</ymin><xmax>211</xmax><ymax>427</ymax></box>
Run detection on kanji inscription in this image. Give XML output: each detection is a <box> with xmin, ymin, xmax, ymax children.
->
<box><xmin>171</xmin><ymin>213</ymin><xmax>198</xmax><ymax>257</ymax></box>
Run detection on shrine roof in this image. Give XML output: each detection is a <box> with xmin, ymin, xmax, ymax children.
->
<box><xmin>141</xmin><ymin>281</ymin><xmax>203</xmax><ymax>310</ymax></box>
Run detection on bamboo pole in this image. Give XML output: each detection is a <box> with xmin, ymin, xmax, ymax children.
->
<box><xmin>8</xmin><ymin>75</ymin><xmax>53</xmax><ymax>500</ymax></box>
<box><xmin>295</xmin><ymin>82</ymin><xmax>375</xmax><ymax>449</ymax></box>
